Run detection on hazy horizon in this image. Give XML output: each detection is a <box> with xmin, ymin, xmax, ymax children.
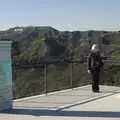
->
<box><xmin>0</xmin><ymin>25</ymin><xmax>119</xmax><ymax>32</ymax></box>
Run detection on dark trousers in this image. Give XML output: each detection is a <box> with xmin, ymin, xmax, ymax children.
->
<box><xmin>91</xmin><ymin>70</ymin><xmax>100</xmax><ymax>92</ymax></box>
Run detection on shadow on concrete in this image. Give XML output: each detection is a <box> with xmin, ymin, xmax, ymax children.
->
<box><xmin>2</xmin><ymin>108</ymin><xmax>120</xmax><ymax>118</ymax></box>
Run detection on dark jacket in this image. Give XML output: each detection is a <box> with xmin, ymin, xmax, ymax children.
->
<box><xmin>88</xmin><ymin>51</ymin><xmax>103</xmax><ymax>71</ymax></box>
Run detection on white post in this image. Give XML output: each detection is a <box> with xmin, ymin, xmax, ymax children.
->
<box><xmin>0</xmin><ymin>41</ymin><xmax>12</xmax><ymax>111</ymax></box>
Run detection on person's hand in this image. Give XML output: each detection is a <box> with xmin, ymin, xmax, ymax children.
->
<box><xmin>88</xmin><ymin>70</ymin><xmax>91</xmax><ymax>74</ymax></box>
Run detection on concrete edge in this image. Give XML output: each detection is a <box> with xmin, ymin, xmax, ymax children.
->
<box><xmin>57</xmin><ymin>91</ymin><xmax>120</xmax><ymax>111</ymax></box>
<box><xmin>14</xmin><ymin>85</ymin><xmax>91</xmax><ymax>102</ymax></box>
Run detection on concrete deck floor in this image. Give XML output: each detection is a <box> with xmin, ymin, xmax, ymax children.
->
<box><xmin>1</xmin><ymin>85</ymin><xmax>120</xmax><ymax>120</ymax></box>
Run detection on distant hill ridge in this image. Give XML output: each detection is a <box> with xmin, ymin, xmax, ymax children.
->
<box><xmin>0</xmin><ymin>26</ymin><xmax>120</xmax><ymax>62</ymax></box>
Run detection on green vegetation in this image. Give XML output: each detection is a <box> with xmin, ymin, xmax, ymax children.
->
<box><xmin>1</xmin><ymin>26</ymin><xmax>120</xmax><ymax>98</ymax></box>
<box><xmin>110</xmin><ymin>44</ymin><xmax>120</xmax><ymax>61</ymax></box>
<box><xmin>103</xmin><ymin>65</ymin><xmax>120</xmax><ymax>86</ymax></box>
<box><xmin>18</xmin><ymin>37</ymin><xmax>47</xmax><ymax>61</ymax></box>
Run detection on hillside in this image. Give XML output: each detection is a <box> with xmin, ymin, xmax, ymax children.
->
<box><xmin>1</xmin><ymin>26</ymin><xmax>120</xmax><ymax>98</ymax></box>
<box><xmin>0</xmin><ymin>26</ymin><xmax>119</xmax><ymax>62</ymax></box>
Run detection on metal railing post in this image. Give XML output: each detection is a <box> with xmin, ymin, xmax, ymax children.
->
<box><xmin>70</xmin><ymin>62</ymin><xmax>73</xmax><ymax>89</ymax></box>
<box><xmin>44</xmin><ymin>64</ymin><xmax>47</xmax><ymax>95</ymax></box>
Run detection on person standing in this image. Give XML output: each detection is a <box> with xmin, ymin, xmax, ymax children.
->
<box><xmin>87</xmin><ymin>44</ymin><xmax>104</xmax><ymax>92</ymax></box>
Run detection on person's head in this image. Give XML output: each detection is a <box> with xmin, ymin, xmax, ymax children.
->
<box><xmin>91</xmin><ymin>44</ymin><xmax>99</xmax><ymax>53</ymax></box>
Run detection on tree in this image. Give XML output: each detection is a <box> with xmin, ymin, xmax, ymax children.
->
<box><xmin>19</xmin><ymin>37</ymin><xmax>47</xmax><ymax>62</ymax></box>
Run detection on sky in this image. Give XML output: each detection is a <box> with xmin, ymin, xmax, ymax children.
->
<box><xmin>0</xmin><ymin>0</ymin><xmax>120</xmax><ymax>31</ymax></box>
